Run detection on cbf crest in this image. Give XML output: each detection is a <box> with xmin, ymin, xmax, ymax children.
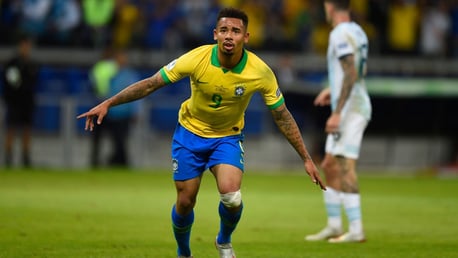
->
<box><xmin>234</xmin><ymin>84</ymin><xmax>246</xmax><ymax>97</ymax></box>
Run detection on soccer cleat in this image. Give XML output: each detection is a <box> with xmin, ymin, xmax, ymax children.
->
<box><xmin>305</xmin><ymin>227</ymin><xmax>343</xmax><ymax>241</ymax></box>
<box><xmin>328</xmin><ymin>232</ymin><xmax>366</xmax><ymax>243</ymax></box>
<box><xmin>177</xmin><ymin>255</ymin><xmax>193</xmax><ymax>258</ymax></box>
<box><xmin>215</xmin><ymin>238</ymin><xmax>236</xmax><ymax>258</ymax></box>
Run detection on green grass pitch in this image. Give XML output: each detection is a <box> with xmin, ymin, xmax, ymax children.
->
<box><xmin>0</xmin><ymin>168</ymin><xmax>457</xmax><ymax>258</ymax></box>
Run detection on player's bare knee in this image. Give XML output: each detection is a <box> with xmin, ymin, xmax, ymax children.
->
<box><xmin>177</xmin><ymin>195</ymin><xmax>196</xmax><ymax>211</ymax></box>
<box><xmin>220</xmin><ymin>190</ymin><xmax>242</xmax><ymax>208</ymax></box>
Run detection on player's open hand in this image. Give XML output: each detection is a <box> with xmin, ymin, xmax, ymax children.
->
<box><xmin>325</xmin><ymin>113</ymin><xmax>341</xmax><ymax>134</ymax></box>
<box><xmin>314</xmin><ymin>88</ymin><xmax>331</xmax><ymax>106</ymax></box>
<box><xmin>76</xmin><ymin>102</ymin><xmax>109</xmax><ymax>131</ymax></box>
<box><xmin>304</xmin><ymin>159</ymin><xmax>326</xmax><ymax>191</ymax></box>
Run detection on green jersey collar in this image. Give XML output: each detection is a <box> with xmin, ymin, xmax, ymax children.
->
<box><xmin>211</xmin><ymin>44</ymin><xmax>247</xmax><ymax>74</ymax></box>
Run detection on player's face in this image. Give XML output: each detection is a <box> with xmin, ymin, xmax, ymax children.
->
<box><xmin>214</xmin><ymin>17</ymin><xmax>249</xmax><ymax>56</ymax></box>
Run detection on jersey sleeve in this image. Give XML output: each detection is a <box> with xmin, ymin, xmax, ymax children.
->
<box><xmin>260</xmin><ymin>65</ymin><xmax>284</xmax><ymax>110</ymax></box>
<box><xmin>159</xmin><ymin>46</ymin><xmax>210</xmax><ymax>84</ymax></box>
<box><xmin>331</xmin><ymin>28</ymin><xmax>356</xmax><ymax>59</ymax></box>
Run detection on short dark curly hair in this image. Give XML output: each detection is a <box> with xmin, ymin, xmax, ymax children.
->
<box><xmin>217</xmin><ymin>7</ymin><xmax>249</xmax><ymax>29</ymax></box>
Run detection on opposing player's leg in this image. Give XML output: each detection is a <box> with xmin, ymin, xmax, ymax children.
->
<box><xmin>305</xmin><ymin>152</ymin><xmax>343</xmax><ymax>241</ymax></box>
<box><xmin>328</xmin><ymin>156</ymin><xmax>365</xmax><ymax>243</ymax></box>
<box><xmin>328</xmin><ymin>113</ymin><xmax>368</xmax><ymax>243</ymax></box>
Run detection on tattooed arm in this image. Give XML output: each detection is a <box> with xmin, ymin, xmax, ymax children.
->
<box><xmin>77</xmin><ymin>71</ymin><xmax>167</xmax><ymax>131</ymax></box>
<box><xmin>335</xmin><ymin>54</ymin><xmax>357</xmax><ymax>114</ymax></box>
<box><xmin>270</xmin><ymin>103</ymin><xmax>326</xmax><ymax>190</ymax></box>
<box><xmin>325</xmin><ymin>54</ymin><xmax>357</xmax><ymax>133</ymax></box>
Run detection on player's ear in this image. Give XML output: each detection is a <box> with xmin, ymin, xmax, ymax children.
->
<box><xmin>213</xmin><ymin>29</ymin><xmax>218</xmax><ymax>41</ymax></box>
<box><xmin>244</xmin><ymin>32</ymin><xmax>250</xmax><ymax>44</ymax></box>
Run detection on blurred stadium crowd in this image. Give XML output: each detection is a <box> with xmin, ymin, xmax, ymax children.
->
<box><xmin>1</xmin><ymin>0</ymin><xmax>458</xmax><ymax>169</ymax></box>
<box><xmin>1</xmin><ymin>0</ymin><xmax>457</xmax><ymax>58</ymax></box>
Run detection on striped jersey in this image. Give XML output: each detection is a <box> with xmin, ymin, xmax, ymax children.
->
<box><xmin>327</xmin><ymin>21</ymin><xmax>372</xmax><ymax>120</ymax></box>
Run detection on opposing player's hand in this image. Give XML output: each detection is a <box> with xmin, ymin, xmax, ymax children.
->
<box><xmin>314</xmin><ymin>88</ymin><xmax>331</xmax><ymax>106</ymax></box>
<box><xmin>76</xmin><ymin>102</ymin><xmax>109</xmax><ymax>131</ymax></box>
<box><xmin>325</xmin><ymin>113</ymin><xmax>340</xmax><ymax>134</ymax></box>
<box><xmin>304</xmin><ymin>159</ymin><xmax>326</xmax><ymax>191</ymax></box>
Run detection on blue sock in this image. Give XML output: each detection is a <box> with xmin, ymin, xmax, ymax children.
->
<box><xmin>217</xmin><ymin>201</ymin><xmax>243</xmax><ymax>244</ymax></box>
<box><xmin>171</xmin><ymin>205</ymin><xmax>194</xmax><ymax>256</ymax></box>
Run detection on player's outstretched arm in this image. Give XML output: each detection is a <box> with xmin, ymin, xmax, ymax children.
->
<box><xmin>270</xmin><ymin>103</ymin><xmax>326</xmax><ymax>190</ymax></box>
<box><xmin>77</xmin><ymin>71</ymin><xmax>167</xmax><ymax>131</ymax></box>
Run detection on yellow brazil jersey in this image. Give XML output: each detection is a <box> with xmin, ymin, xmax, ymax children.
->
<box><xmin>160</xmin><ymin>44</ymin><xmax>284</xmax><ymax>138</ymax></box>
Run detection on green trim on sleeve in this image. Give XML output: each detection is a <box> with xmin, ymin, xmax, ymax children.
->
<box><xmin>159</xmin><ymin>68</ymin><xmax>172</xmax><ymax>84</ymax></box>
<box><xmin>268</xmin><ymin>96</ymin><xmax>285</xmax><ymax>110</ymax></box>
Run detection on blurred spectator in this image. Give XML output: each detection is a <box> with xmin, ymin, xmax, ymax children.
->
<box><xmin>386</xmin><ymin>0</ymin><xmax>420</xmax><ymax>55</ymax></box>
<box><xmin>351</xmin><ymin>0</ymin><xmax>378</xmax><ymax>54</ymax></box>
<box><xmin>367</xmin><ymin>0</ymin><xmax>388</xmax><ymax>54</ymax></box>
<box><xmin>88</xmin><ymin>47</ymin><xmax>118</xmax><ymax>167</ymax></box>
<box><xmin>218</xmin><ymin>0</ymin><xmax>241</xmax><ymax>7</ymax></box>
<box><xmin>141</xmin><ymin>0</ymin><xmax>183</xmax><ymax>49</ymax></box>
<box><xmin>47</xmin><ymin>0</ymin><xmax>81</xmax><ymax>46</ymax></box>
<box><xmin>112</xmin><ymin>0</ymin><xmax>141</xmax><ymax>49</ymax></box>
<box><xmin>103</xmin><ymin>50</ymin><xmax>141</xmax><ymax>167</ymax></box>
<box><xmin>310</xmin><ymin>22</ymin><xmax>331</xmax><ymax>55</ymax></box>
<box><xmin>419</xmin><ymin>0</ymin><xmax>451</xmax><ymax>58</ymax></box>
<box><xmin>0</xmin><ymin>1</ymin><xmax>20</xmax><ymax>45</ymax></box>
<box><xmin>1</xmin><ymin>36</ymin><xmax>38</xmax><ymax>168</ymax></box>
<box><xmin>276</xmin><ymin>54</ymin><xmax>296</xmax><ymax>88</ymax></box>
<box><xmin>81</xmin><ymin>0</ymin><xmax>116</xmax><ymax>48</ymax></box>
<box><xmin>88</xmin><ymin>49</ymin><xmax>140</xmax><ymax>167</ymax></box>
<box><xmin>282</xmin><ymin>0</ymin><xmax>314</xmax><ymax>52</ymax></box>
<box><xmin>17</xmin><ymin>0</ymin><xmax>53</xmax><ymax>42</ymax></box>
<box><xmin>239</xmin><ymin>0</ymin><xmax>267</xmax><ymax>49</ymax></box>
<box><xmin>0</xmin><ymin>0</ymin><xmax>456</xmax><ymax>58</ymax></box>
<box><xmin>179</xmin><ymin>0</ymin><xmax>221</xmax><ymax>48</ymax></box>
<box><xmin>263</xmin><ymin>1</ymin><xmax>289</xmax><ymax>51</ymax></box>
<box><xmin>449</xmin><ymin>0</ymin><xmax>458</xmax><ymax>58</ymax></box>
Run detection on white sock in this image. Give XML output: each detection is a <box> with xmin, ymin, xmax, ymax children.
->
<box><xmin>342</xmin><ymin>192</ymin><xmax>363</xmax><ymax>235</ymax></box>
<box><xmin>324</xmin><ymin>187</ymin><xmax>342</xmax><ymax>230</ymax></box>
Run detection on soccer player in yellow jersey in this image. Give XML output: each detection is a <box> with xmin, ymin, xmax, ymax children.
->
<box><xmin>78</xmin><ymin>7</ymin><xmax>326</xmax><ymax>258</ymax></box>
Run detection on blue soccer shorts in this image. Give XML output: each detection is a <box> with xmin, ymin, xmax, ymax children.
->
<box><xmin>171</xmin><ymin>123</ymin><xmax>245</xmax><ymax>181</ymax></box>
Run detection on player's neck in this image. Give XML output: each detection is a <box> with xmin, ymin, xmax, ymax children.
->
<box><xmin>332</xmin><ymin>11</ymin><xmax>351</xmax><ymax>27</ymax></box>
<box><xmin>218</xmin><ymin>51</ymin><xmax>243</xmax><ymax>70</ymax></box>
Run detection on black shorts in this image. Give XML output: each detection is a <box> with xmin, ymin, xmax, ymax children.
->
<box><xmin>5</xmin><ymin>104</ymin><xmax>34</xmax><ymax>127</ymax></box>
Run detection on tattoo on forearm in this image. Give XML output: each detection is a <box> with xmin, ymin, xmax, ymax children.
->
<box><xmin>272</xmin><ymin>106</ymin><xmax>311</xmax><ymax>161</ymax></box>
<box><xmin>111</xmin><ymin>73</ymin><xmax>163</xmax><ymax>106</ymax></box>
<box><xmin>336</xmin><ymin>55</ymin><xmax>356</xmax><ymax>113</ymax></box>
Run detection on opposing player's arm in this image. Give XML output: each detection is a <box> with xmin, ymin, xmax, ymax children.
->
<box><xmin>314</xmin><ymin>87</ymin><xmax>331</xmax><ymax>106</ymax></box>
<box><xmin>334</xmin><ymin>54</ymin><xmax>357</xmax><ymax>114</ymax></box>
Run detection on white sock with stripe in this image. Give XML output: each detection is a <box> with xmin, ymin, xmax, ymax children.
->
<box><xmin>342</xmin><ymin>192</ymin><xmax>363</xmax><ymax>235</ymax></box>
<box><xmin>324</xmin><ymin>187</ymin><xmax>342</xmax><ymax>230</ymax></box>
